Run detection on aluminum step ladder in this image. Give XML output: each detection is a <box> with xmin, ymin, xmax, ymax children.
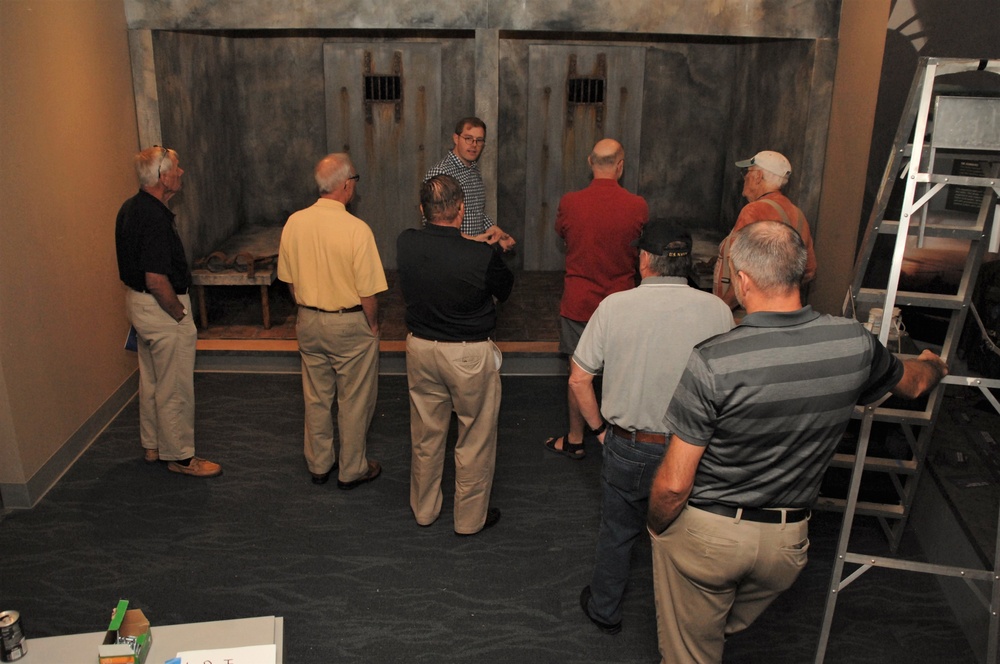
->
<box><xmin>815</xmin><ymin>57</ymin><xmax>1000</xmax><ymax>664</ymax></box>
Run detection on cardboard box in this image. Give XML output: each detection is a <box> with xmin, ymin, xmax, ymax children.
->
<box><xmin>98</xmin><ymin>600</ymin><xmax>152</xmax><ymax>664</ymax></box>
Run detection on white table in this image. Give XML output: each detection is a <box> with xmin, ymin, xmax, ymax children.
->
<box><xmin>22</xmin><ymin>615</ymin><xmax>283</xmax><ymax>663</ymax></box>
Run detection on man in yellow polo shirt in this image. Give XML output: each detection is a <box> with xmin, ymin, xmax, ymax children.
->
<box><xmin>278</xmin><ymin>153</ymin><xmax>388</xmax><ymax>489</ymax></box>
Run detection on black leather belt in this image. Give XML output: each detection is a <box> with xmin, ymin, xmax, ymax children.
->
<box><xmin>690</xmin><ymin>502</ymin><xmax>809</xmax><ymax>524</ymax></box>
<box><xmin>409</xmin><ymin>333</ymin><xmax>491</xmax><ymax>343</ymax></box>
<box><xmin>611</xmin><ymin>425</ymin><xmax>668</xmax><ymax>445</ymax></box>
<box><xmin>134</xmin><ymin>287</ymin><xmax>188</xmax><ymax>295</ymax></box>
<box><xmin>299</xmin><ymin>304</ymin><xmax>363</xmax><ymax>314</ymax></box>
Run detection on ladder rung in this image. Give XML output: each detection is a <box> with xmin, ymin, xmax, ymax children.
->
<box><xmin>855</xmin><ymin>288</ymin><xmax>966</xmax><ymax>309</ymax></box>
<box><xmin>829</xmin><ymin>453</ymin><xmax>918</xmax><ymax>474</ymax></box>
<box><xmin>814</xmin><ymin>497</ymin><xmax>906</xmax><ymax>518</ymax></box>
<box><xmin>913</xmin><ymin>173</ymin><xmax>1000</xmax><ymax>188</ymax></box>
<box><xmin>878</xmin><ymin>220</ymin><xmax>985</xmax><ymax>240</ymax></box>
<box><xmin>851</xmin><ymin>404</ymin><xmax>934</xmax><ymax>425</ymax></box>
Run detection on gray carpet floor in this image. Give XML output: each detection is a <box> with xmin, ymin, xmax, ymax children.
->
<box><xmin>0</xmin><ymin>373</ymin><xmax>980</xmax><ymax>662</ymax></box>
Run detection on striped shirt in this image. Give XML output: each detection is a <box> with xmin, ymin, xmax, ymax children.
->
<box><xmin>425</xmin><ymin>151</ymin><xmax>494</xmax><ymax>237</ymax></box>
<box><xmin>665</xmin><ymin>306</ymin><xmax>903</xmax><ymax>508</ymax></box>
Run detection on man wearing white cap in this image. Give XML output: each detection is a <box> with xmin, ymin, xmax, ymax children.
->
<box><xmin>713</xmin><ymin>150</ymin><xmax>817</xmax><ymax>309</ymax></box>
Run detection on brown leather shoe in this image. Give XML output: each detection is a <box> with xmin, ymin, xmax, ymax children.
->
<box><xmin>311</xmin><ymin>461</ymin><xmax>339</xmax><ymax>485</ymax></box>
<box><xmin>144</xmin><ymin>448</ymin><xmax>159</xmax><ymax>463</ymax></box>
<box><xmin>167</xmin><ymin>457</ymin><xmax>222</xmax><ymax>478</ymax></box>
<box><xmin>337</xmin><ymin>459</ymin><xmax>381</xmax><ymax>490</ymax></box>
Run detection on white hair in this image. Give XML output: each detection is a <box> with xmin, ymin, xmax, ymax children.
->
<box><xmin>135</xmin><ymin>146</ymin><xmax>175</xmax><ymax>187</ymax></box>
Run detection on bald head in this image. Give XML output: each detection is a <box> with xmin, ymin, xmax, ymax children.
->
<box><xmin>314</xmin><ymin>153</ymin><xmax>358</xmax><ymax>203</ymax></box>
<box><xmin>588</xmin><ymin>139</ymin><xmax>625</xmax><ymax>179</ymax></box>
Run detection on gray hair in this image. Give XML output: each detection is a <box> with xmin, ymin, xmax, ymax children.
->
<box><xmin>645</xmin><ymin>250</ymin><xmax>691</xmax><ymax>279</ymax></box>
<box><xmin>756</xmin><ymin>167</ymin><xmax>789</xmax><ymax>190</ymax></box>
<box><xmin>730</xmin><ymin>221</ymin><xmax>806</xmax><ymax>292</ymax></box>
<box><xmin>135</xmin><ymin>146</ymin><xmax>175</xmax><ymax>187</ymax></box>
<box><xmin>315</xmin><ymin>153</ymin><xmax>354</xmax><ymax>193</ymax></box>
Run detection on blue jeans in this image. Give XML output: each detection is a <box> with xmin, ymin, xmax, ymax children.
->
<box><xmin>587</xmin><ymin>428</ymin><xmax>667</xmax><ymax>625</ymax></box>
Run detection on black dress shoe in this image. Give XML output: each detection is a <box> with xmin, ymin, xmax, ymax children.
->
<box><xmin>311</xmin><ymin>462</ymin><xmax>338</xmax><ymax>485</ymax></box>
<box><xmin>337</xmin><ymin>460</ymin><xmax>381</xmax><ymax>490</ymax></box>
<box><xmin>456</xmin><ymin>507</ymin><xmax>501</xmax><ymax>536</ymax></box>
<box><xmin>580</xmin><ymin>586</ymin><xmax>622</xmax><ymax>635</ymax></box>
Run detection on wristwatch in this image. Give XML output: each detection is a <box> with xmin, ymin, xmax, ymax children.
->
<box><xmin>589</xmin><ymin>420</ymin><xmax>608</xmax><ymax>436</ymax></box>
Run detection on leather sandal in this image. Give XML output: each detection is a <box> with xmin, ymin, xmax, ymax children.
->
<box><xmin>544</xmin><ymin>433</ymin><xmax>585</xmax><ymax>459</ymax></box>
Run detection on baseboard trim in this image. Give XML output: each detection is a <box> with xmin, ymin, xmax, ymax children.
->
<box><xmin>0</xmin><ymin>371</ymin><xmax>139</xmax><ymax>510</ymax></box>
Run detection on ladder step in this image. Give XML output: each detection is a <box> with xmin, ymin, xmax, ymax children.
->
<box><xmin>915</xmin><ymin>172</ymin><xmax>1000</xmax><ymax>188</ymax></box>
<box><xmin>829</xmin><ymin>453</ymin><xmax>918</xmax><ymax>473</ymax></box>
<box><xmin>856</xmin><ymin>288</ymin><xmax>966</xmax><ymax>309</ymax></box>
<box><xmin>879</xmin><ymin>220</ymin><xmax>985</xmax><ymax>240</ymax></box>
<box><xmin>852</xmin><ymin>403</ymin><xmax>935</xmax><ymax>425</ymax></box>
<box><xmin>814</xmin><ymin>496</ymin><xmax>905</xmax><ymax>518</ymax></box>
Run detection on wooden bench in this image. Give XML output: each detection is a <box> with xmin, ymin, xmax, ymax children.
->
<box><xmin>190</xmin><ymin>225</ymin><xmax>282</xmax><ymax>329</ymax></box>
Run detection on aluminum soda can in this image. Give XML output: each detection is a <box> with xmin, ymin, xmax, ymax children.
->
<box><xmin>0</xmin><ymin>611</ymin><xmax>26</xmax><ymax>662</ymax></box>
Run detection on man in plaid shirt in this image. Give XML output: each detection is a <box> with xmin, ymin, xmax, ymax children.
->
<box><xmin>424</xmin><ymin>117</ymin><xmax>516</xmax><ymax>251</ymax></box>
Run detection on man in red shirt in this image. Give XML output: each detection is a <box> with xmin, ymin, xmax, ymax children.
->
<box><xmin>544</xmin><ymin>138</ymin><xmax>648</xmax><ymax>459</ymax></box>
<box><xmin>713</xmin><ymin>150</ymin><xmax>817</xmax><ymax>309</ymax></box>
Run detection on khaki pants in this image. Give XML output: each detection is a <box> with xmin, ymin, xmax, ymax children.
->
<box><xmin>649</xmin><ymin>505</ymin><xmax>809</xmax><ymax>664</ymax></box>
<box><xmin>405</xmin><ymin>334</ymin><xmax>501</xmax><ymax>534</ymax></box>
<box><xmin>127</xmin><ymin>290</ymin><xmax>197</xmax><ymax>461</ymax></box>
<box><xmin>295</xmin><ymin>307</ymin><xmax>379</xmax><ymax>482</ymax></box>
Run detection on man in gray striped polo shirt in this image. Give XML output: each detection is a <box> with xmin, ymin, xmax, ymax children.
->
<box><xmin>647</xmin><ymin>221</ymin><xmax>948</xmax><ymax>664</ymax></box>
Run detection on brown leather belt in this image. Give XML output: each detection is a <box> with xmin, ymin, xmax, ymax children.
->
<box><xmin>611</xmin><ymin>425</ymin><xmax>668</xmax><ymax>445</ymax></box>
<box><xmin>690</xmin><ymin>502</ymin><xmax>810</xmax><ymax>524</ymax></box>
<box><xmin>409</xmin><ymin>333</ymin><xmax>491</xmax><ymax>344</ymax></box>
<box><xmin>299</xmin><ymin>304</ymin><xmax>363</xmax><ymax>314</ymax></box>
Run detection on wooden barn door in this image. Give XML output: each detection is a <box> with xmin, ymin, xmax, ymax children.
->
<box><xmin>324</xmin><ymin>42</ymin><xmax>442</xmax><ymax>268</ymax></box>
<box><xmin>523</xmin><ymin>44</ymin><xmax>646</xmax><ymax>270</ymax></box>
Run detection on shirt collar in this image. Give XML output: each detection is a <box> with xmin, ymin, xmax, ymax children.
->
<box><xmin>739</xmin><ymin>305</ymin><xmax>820</xmax><ymax>328</ymax></box>
<box><xmin>314</xmin><ymin>197</ymin><xmax>347</xmax><ymax>211</ymax></box>
<box><xmin>423</xmin><ymin>223</ymin><xmax>463</xmax><ymax>237</ymax></box>
<box><xmin>137</xmin><ymin>189</ymin><xmax>175</xmax><ymax>218</ymax></box>
<box><xmin>446</xmin><ymin>150</ymin><xmax>478</xmax><ymax>171</ymax></box>
<box><xmin>640</xmin><ymin>276</ymin><xmax>687</xmax><ymax>286</ymax></box>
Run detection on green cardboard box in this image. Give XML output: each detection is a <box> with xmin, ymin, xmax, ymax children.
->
<box><xmin>98</xmin><ymin>600</ymin><xmax>151</xmax><ymax>664</ymax></box>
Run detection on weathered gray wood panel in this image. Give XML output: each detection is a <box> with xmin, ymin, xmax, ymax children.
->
<box><xmin>153</xmin><ymin>30</ymin><xmax>243</xmax><ymax>261</ymax></box>
<box><xmin>234</xmin><ymin>35</ymin><xmax>328</xmax><ymax>229</ymax></box>
<box><xmin>523</xmin><ymin>44</ymin><xmax>646</xmax><ymax>270</ymax></box>
<box><xmin>637</xmin><ymin>43</ymin><xmax>738</xmax><ymax>234</ymax></box>
<box><xmin>324</xmin><ymin>42</ymin><xmax>442</xmax><ymax>268</ymax></box>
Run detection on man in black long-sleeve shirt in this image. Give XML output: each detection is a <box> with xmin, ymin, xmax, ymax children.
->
<box><xmin>397</xmin><ymin>174</ymin><xmax>514</xmax><ymax>536</ymax></box>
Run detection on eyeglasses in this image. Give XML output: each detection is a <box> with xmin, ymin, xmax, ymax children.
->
<box><xmin>459</xmin><ymin>135</ymin><xmax>486</xmax><ymax>146</ymax></box>
<box><xmin>154</xmin><ymin>145</ymin><xmax>171</xmax><ymax>178</ymax></box>
<box><xmin>347</xmin><ymin>174</ymin><xmax>361</xmax><ymax>182</ymax></box>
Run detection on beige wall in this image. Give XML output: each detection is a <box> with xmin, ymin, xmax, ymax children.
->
<box><xmin>0</xmin><ymin>0</ymin><xmax>139</xmax><ymax>506</ymax></box>
<box><xmin>812</xmin><ymin>0</ymin><xmax>892</xmax><ymax>315</ymax></box>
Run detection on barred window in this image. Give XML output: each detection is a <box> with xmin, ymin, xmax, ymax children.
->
<box><xmin>568</xmin><ymin>77</ymin><xmax>605</xmax><ymax>104</ymax></box>
<box><xmin>364</xmin><ymin>75</ymin><xmax>402</xmax><ymax>102</ymax></box>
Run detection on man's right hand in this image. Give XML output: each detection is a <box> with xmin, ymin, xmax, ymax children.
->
<box><xmin>497</xmin><ymin>232</ymin><xmax>516</xmax><ymax>252</ymax></box>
